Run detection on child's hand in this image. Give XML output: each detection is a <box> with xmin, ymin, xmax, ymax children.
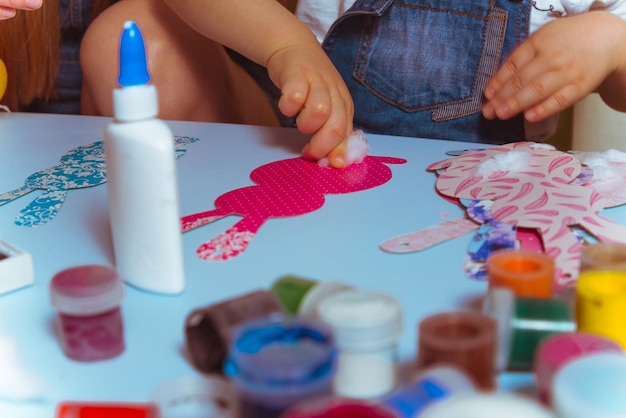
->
<box><xmin>482</xmin><ymin>11</ymin><xmax>626</xmax><ymax>122</ymax></box>
<box><xmin>267</xmin><ymin>41</ymin><xmax>354</xmax><ymax>168</ymax></box>
<box><xmin>0</xmin><ymin>0</ymin><xmax>42</xmax><ymax>19</ymax></box>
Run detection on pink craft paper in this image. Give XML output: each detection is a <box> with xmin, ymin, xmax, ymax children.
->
<box><xmin>182</xmin><ymin>155</ymin><xmax>407</xmax><ymax>261</ymax></box>
<box><xmin>426</xmin><ymin>142</ymin><xmax>626</xmax><ymax>290</ymax></box>
<box><xmin>381</xmin><ymin>218</ymin><xmax>479</xmax><ymax>253</ymax></box>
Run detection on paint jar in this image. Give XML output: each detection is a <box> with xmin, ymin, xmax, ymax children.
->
<box><xmin>317</xmin><ymin>289</ymin><xmax>403</xmax><ymax>399</ymax></box>
<box><xmin>553</xmin><ymin>352</ymin><xmax>626</xmax><ymax>418</ymax></box>
<box><xmin>483</xmin><ymin>287</ymin><xmax>575</xmax><ymax>371</ymax></box>
<box><xmin>486</xmin><ymin>249</ymin><xmax>555</xmax><ymax>298</ymax></box>
<box><xmin>381</xmin><ymin>365</ymin><xmax>476</xmax><ymax>417</ymax></box>
<box><xmin>56</xmin><ymin>402</ymin><xmax>159</xmax><ymax>418</ymax></box>
<box><xmin>581</xmin><ymin>243</ymin><xmax>626</xmax><ymax>272</ymax></box>
<box><xmin>184</xmin><ymin>289</ymin><xmax>283</xmax><ymax>374</ymax></box>
<box><xmin>419</xmin><ymin>392</ymin><xmax>556</xmax><ymax>418</ymax></box>
<box><xmin>224</xmin><ymin>314</ymin><xmax>336</xmax><ymax>418</ymax></box>
<box><xmin>416</xmin><ymin>311</ymin><xmax>497</xmax><ymax>390</ymax></box>
<box><xmin>270</xmin><ymin>275</ymin><xmax>354</xmax><ymax>317</ymax></box>
<box><xmin>50</xmin><ymin>264</ymin><xmax>125</xmax><ymax>361</ymax></box>
<box><xmin>151</xmin><ymin>375</ymin><xmax>238</xmax><ymax>418</ymax></box>
<box><xmin>534</xmin><ymin>332</ymin><xmax>623</xmax><ymax>405</ymax></box>
<box><xmin>281</xmin><ymin>397</ymin><xmax>396</xmax><ymax>418</ymax></box>
<box><xmin>576</xmin><ymin>270</ymin><xmax>626</xmax><ymax>348</ymax></box>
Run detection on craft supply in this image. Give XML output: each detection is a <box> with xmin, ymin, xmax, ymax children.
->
<box><xmin>534</xmin><ymin>332</ymin><xmax>623</xmax><ymax>405</ymax></box>
<box><xmin>281</xmin><ymin>397</ymin><xmax>396</xmax><ymax>418</ymax></box>
<box><xmin>416</xmin><ymin>311</ymin><xmax>497</xmax><ymax>390</ymax></box>
<box><xmin>316</xmin><ymin>289</ymin><xmax>403</xmax><ymax>399</ymax></box>
<box><xmin>581</xmin><ymin>243</ymin><xmax>626</xmax><ymax>272</ymax></box>
<box><xmin>56</xmin><ymin>402</ymin><xmax>159</xmax><ymax>418</ymax></box>
<box><xmin>483</xmin><ymin>287</ymin><xmax>575</xmax><ymax>371</ymax></box>
<box><xmin>552</xmin><ymin>352</ymin><xmax>626</xmax><ymax>418</ymax></box>
<box><xmin>104</xmin><ymin>20</ymin><xmax>185</xmax><ymax>295</ymax></box>
<box><xmin>0</xmin><ymin>239</ymin><xmax>34</xmax><ymax>295</ymax></box>
<box><xmin>270</xmin><ymin>275</ymin><xmax>354</xmax><ymax>317</ymax></box>
<box><xmin>224</xmin><ymin>315</ymin><xmax>336</xmax><ymax>418</ymax></box>
<box><xmin>185</xmin><ymin>289</ymin><xmax>283</xmax><ymax>374</ymax></box>
<box><xmin>576</xmin><ymin>270</ymin><xmax>626</xmax><ymax>348</ymax></box>
<box><xmin>486</xmin><ymin>249</ymin><xmax>555</xmax><ymax>298</ymax></box>
<box><xmin>151</xmin><ymin>375</ymin><xmax>237</xmax><ymax>418</ymax></box>
<box><xmin>419</xmin><ymin>392</ymin><xmax>556</xmax><ymax>418</ymax></box>
<box><xmin>50</xmin><ymin>265</ymin><xmax>125</xmax><ymax>361</ymax></box>
<box><xmin>381</xmin><ymin>365</ymin><xmax>476</xmax><ymax>417</ymax></box>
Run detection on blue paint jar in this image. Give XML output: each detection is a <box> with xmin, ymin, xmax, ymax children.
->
<box><xmin>224</xmin><ymin>314</ymin><xmax>336</xmax><ymax>418</ymax></box>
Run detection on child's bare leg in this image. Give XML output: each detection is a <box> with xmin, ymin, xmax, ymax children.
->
<box><xmin>80</xmin><ymin>0</ymin><xmax>280</xmax><ymax>126</ymax></box>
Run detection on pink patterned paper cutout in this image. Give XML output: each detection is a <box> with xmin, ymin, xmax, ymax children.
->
<box><xmin>427</xmin><ymin>142</ymin><xmax>626</xmax><ymax>290</ymax></box>
<box><xmin>182</xmin><ymin>155</ymin><xmax>407</xmax><ymax>261</ymax></box>
<box><xmin>380</xmin><ymin>218</ymin><xmax>479</xmax><ymax>253</ymax></box>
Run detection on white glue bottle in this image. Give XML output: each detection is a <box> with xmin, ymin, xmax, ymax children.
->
<box><xmin>104</xmin><ymin>20</ymin><xmax>185</xmax><ymax>295</ymax></box>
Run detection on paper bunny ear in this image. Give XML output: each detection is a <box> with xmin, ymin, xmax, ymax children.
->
<box><xmin>0</xmin><ymin>59</ymin><xmax>7</xmax><ymax>103</ymax></box>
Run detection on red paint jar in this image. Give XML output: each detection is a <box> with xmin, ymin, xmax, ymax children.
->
<box><xmin>50</xmin><ymin>265</ymin><xmax>125</xmax><ymax>361</ymax></box>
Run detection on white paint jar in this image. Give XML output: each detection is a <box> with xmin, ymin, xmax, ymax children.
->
<box><xmin>317</xmin><ymin>289</ymin><xmax>403</xmax><ymax>399</ymax></box>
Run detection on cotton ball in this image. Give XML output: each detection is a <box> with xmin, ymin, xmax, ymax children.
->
<box><xmin>318</xmin><ymin>130</ymin><xmax>370</xmax><ymax>168</ymax></box>
<box><xmin>474</xmin><ymin>150</ymin><xmax>532</xmax><ymax>177</ymax></box>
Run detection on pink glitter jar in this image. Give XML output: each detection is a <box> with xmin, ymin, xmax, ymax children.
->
<box><xmin>50</xmin><ymin>264</ymin><xmax>125</xmax><ymax>361</ymax></box>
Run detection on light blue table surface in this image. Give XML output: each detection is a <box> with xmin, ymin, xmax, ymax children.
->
<box><xmin>1</xmin><ymin>112</ymin><xmax>623</xmax><ymax>417</ymax></box>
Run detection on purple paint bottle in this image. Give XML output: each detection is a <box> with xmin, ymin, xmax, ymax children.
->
<box><xmin>50</xmin><ymin>264</ymin><xmax>125</xmax><ymax>361</ymax></box>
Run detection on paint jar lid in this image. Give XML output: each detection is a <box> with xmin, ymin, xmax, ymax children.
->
<box><xmin>482</xmin><ymin>287</ymin><xmax>515</xmax><ymax>371</ymax></box>
<box><xmin>553</xmin><ymin>352</ymin><xmax>626</xmax><ymax>418</ymax></box>
<box><xmin>151</xmin><ymin>375</ymin><xmax>237</xmax><ymax>418</ymax></box>
<box><xmin>419</xmin><ymin>393</ymin><xmax>556</xmax><ymax>418</ymax></box>
<box><xmin>282</xmin><ymin>396</ymin><xmax>396</xmax><ymax>418</ymax></box>
<box><xmin>316</xmin><ymin>289</ymin><xmax>402</xmax><ymax>351</ymax></box>
<box><xmin>50</xmin><ymin>264</ymin><xmax>124</xmax><ymax>316</ymax></box>
<box><xmin>487</xmin><ymin>249</ymin><xmax>554</xmax><ymax>298</ymax></box>
<box><xmin>270</xmin><ymin>275</ymin><xmax>318</xmax><ymax>314</ymax></box>
<box><xmin>224</xmin><ymin>314</ymin><xmax>336</xmax><ymax>394</ymax></box>
<box><xmin>581</xmin><ymin>243</ymin><xmax>626</xmax><ymax>272</ymax></box>
<box><xmin>534</xmin><ymin>332</ymin><xmax>623</xmax><ymax>405</ymax></box>
<box><xmin>298</xmin><ymin>281</ymin><xmax>354</xmax><ymax>318</ymax></box>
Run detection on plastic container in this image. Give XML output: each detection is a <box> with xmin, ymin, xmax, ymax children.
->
<box><xmin>486</xmin><ymin>249</ymin><xmax>555</xmax><ymax>298</ymax></box>
<box><xmin>151</xmin><ymin>375</ymin><xmax>237</xmax><ymax>418</ymax></box>
<box><xmin>576</xmin><ymin>270</ymin><xmax>626</xmax><ymax>348</ymax></box>
<box><xmin>225</xmin><ymin>315</ymin><xmax>336</xmax><ymax>418</ymax></box>
<box><xmin>416</xmin><ymin>311</ymin><xmax>497</xmax><ymax>390</ymax></box>
<box><xmin>185</xmin><ymin>289</ymin><xmax>283</xmax><ymax>374</ymax></box>
<box><xmin>50</xmin><ymin>264</ymin><xmax>125</xmax><ymax>361</ymax></box>
<box><xmin>482</xmin><ymin>287</ymin><xmax>575</xmax><ymax>371</ymax></box>
<box><xmin>317</xmin><ymin>289</ymin><xmax>403</xmax><ymax>399</ymax></box>
<box><xmin>581</xmin><ymin>243</ymin><xmax>626</xmax><ymax>272</ymax></box>
<box><xmin>419</xmin><ymin>392</ymin><xmax>556</xmax><ymax>418</ymax></box>
<box><xmin>281</xmin><ymin>397</ymin><xmax>396</xmax><ymax>418</ymax></box>
<box><xmin>553</xmin><ymin>352</ymin><xmax>626</xmax><ymax>418</ymax></box>
<box><xmin>381</xmin><ymin>365</ymin><xmax>476</xmax><ymax>417</ymax></box>
<box><xmin>56</xmin><ymin>402</ymin><xmax>159</xmax><ymax>418</ymax></box>
<box><xmin>104</xmin><ymin>20</ymin><xmax>185</xmax><ymax>295</ymax></box>
<box><xmin>534</xmin><ymin>332</ymin><xmax>623</xmax><ymax>405</ymax></box>
<box><xmin>270</xmin><ymin>275</ymin><xmax>354</xmax><ymax>316</ymax></box>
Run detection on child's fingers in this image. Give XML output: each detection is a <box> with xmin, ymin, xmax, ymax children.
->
<box><xmin>277</xmin><ymin>76</ymin><xmax>309</xmax><ymax>117</ymax></box>
<box><xmin>0</xmin><ymin>7</ymin><xmax>16</xmax><ymax>19</ymax></box>
<box><xmin>294</xmin><ymin>81</ymin><xmax>332</xmax><ymax>134</ymax></box>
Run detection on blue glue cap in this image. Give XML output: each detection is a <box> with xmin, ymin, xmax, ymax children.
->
<box><xmin>118</xmin><ymin>20</ymin><xmax>151</xmax><ymax>87</ymax></box>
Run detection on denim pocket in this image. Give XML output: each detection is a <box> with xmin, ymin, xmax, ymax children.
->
<box><xmin>352</xmin><ymin>1</ymin><xmax>507</xmax><ymax>117</ymax></box>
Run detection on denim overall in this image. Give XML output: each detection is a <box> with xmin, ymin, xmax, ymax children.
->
<box><xmin>23</xmin><ymin>0</ymin><xmax>110</xmax><ymax>114</ymax></box>
<box><xmin>322</xmin><ymin>0</ymin><xmax>532</xmax><ymax>144</ymax></box>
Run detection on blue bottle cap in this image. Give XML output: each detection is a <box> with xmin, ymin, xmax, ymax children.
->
<box><xmin>118</xmin><ymin>20</ymin><xmax>151</xmax><ymax>87</ymax></box>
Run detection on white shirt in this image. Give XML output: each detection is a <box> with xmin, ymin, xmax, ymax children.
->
<box><xmin>296</xmin><ymin>0</ymin><xmax>626</xmax><ymax>43</ymax></box>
